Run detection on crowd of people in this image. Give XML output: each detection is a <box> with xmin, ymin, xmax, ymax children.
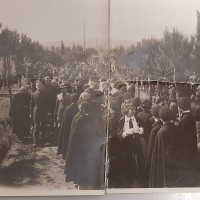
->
<box><xmin>6</xmin><ymin>62</ymin><xmax>200</xmax><ymax>190</ymax></box>
<box><xmin>107</xmin><ymin>80</ymin><xmax>200</xmax><ymax>188</ymax></box>
<box><xmin>8</xmin><ymin>74</ymin><xmax>107</xmax><ymax>190</ymax></box>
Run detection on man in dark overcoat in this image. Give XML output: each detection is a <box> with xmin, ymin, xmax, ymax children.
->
<box><xmin>149</xmin><ymin>106</ymin><xmax>182</xmax><ymax>188</ymax></box>
<box><xmin>9</xmin><ymin>86</ymin><xmax>31</xmax><ymax>141</ymax></box>
<box><xmin>142</xmin><ymin>104</ymin><xmax>162</xmax><ymax>187</ymax></box>
<box><xmin>65</xmin><ymin>100</ymin><xmax>106</xmax><ymax>190</ymax></box>
<box><xmin>57</xmin><ymin>93</ymin><xmax>79</xmax><ymax>159</ymax></box>
<box><xmin>178</xmin><ymin>97</ymin><xmax>198</xmax><ymax>186</ymax></box>
<box><xmin>137</xmin><ymin>99</ymin><xmax>153</xmax><ymax>155</ymax></box>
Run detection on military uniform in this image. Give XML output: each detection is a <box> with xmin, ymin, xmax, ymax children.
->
<box><xmin>31</xmin><ymin>90</ymin><xmax>50</xmax><ymax>145</ymax></box>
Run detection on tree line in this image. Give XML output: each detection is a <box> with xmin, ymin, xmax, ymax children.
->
<box><xmin>111</xmin><ymin>11</ymin><xmax>200</xmax><ymax>82</ymax></box>
<box><xmin>0</xmin><ymin>24</ymin><xmax>99</xmax><ymax>80</ymax></box>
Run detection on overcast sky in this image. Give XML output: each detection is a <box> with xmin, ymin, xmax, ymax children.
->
<box><xmin>0</xmin><ymin>0</ymin><xmax>109</xmax><ymax>44</ymax></box>
<box><xmin>111</xmin><ymin>0</ymin><xmax>200</xmax><ymax>46</ymax></box>
<box><xmin>0</xmin><ymin>0</ymin><xmax>199</xmax><ymax>47</ymax></box>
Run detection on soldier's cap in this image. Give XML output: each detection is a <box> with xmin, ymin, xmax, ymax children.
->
<box><xmin>151</xmin><ymin>104</ymin><xmax>162</xmax><ymax>118</ymax></box>
<box><xmin>140</xmin><ymin>99</ymin><xmax>152</xmax><ymax>110</ymax></box>
<box><xmin>177</xmin><ymin>97</ymin><xmax>190</xmax><ymax>110</ymax></box>
<box><xmin>159</xmin><ymin>105</ymin><xmax>173</xmax><ymax>121</ymax></box>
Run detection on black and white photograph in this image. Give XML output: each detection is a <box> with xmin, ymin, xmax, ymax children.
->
<box><xmin>107</xmin><ymin>0</ymin><xmax>200</xmax><ymax>191</ymax></box>
<box><xmin>1</xmin><ymin>0</ymin><xmax>200</xmax><ymax>196</ymax></box>
<box><xmin>0</xmin><ymin>0</ymin><xmax>109</xmax><ymax>195</ymax></box>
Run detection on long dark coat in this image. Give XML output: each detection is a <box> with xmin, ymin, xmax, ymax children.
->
<box><xmin>57</xmin><ymin>103</ymin><xmax>79</xmax><ymax>159</ymax></box>
<box><xmin>179</xmin><ymin>112</ymin><xmax>198</xmax><ymax>163</ymax></box>
<box><xmin>178</xmin><ymin>112</ymin><xmax>198</xmax><ymax>186</ymax></box>
<box><xmin>106</xmin><ymin>111</ymin><xmax>122</xmax><ymax>188</ymax></box>
<box><xmin>9</xmin><ymin>93</ymin><xmax>31</xmax><ymax>139</ymax></box>
<box><xmin>65</xmin><ymin>112</ymin><xmax>106</xmax><ymax>190</ymax></box>
<box><xmin>112</xmin><ymin>116</ymin><xmax>144</xmax><ymax>188</ymax></box>
<box><xmin>149</xmin><ymin>122</ymin><xmax>182</xmax><ymax>188</ymax></box>
<box><xmin>142</xmin><ymin>120</ymin><xmax>162</xmax><ymax>187</ymax></box>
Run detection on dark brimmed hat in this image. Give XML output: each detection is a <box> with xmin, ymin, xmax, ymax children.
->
<box><xmin>177</xmin><ymin>97</ymin><xmax>190</xmax><ymax>110</ymax></box>
<box><xmin>159</xmin><ymin>106</ymin><xmax>173</xmax><ymax>121</ymax></box>
<box><xmin>140</xmin><ymin>99</ymin><xmax>152</xmax><ymax>110</ymax></box>
<box><xmin>151</xmin><ymin>104</ymin><xmax>162</xmax><ymax>118</ymax></box>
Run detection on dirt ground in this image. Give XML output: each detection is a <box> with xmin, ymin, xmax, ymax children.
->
<box><xmin>0</xmin><ymin>140</ymin><xmax>76</xmax><ymax>190</ymax></box>
<box><xmin>0</xmin><ymin>95</ymin><xmax>76</xmax><ymax>191</ymax></box>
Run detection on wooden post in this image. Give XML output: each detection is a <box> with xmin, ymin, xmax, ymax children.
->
<box><xmin>8</xmin><ymin>82</ymin><xmax>12</xmax><ymax>105</ymax></box>
<box><xmin>137</xmin><ymin>81</ymin><xmax>140</xmax><ymax>98</ymax></box>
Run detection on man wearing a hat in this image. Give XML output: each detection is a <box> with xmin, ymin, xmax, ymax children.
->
<box><xmin>54</xmin><ymin>83</ymin><xmax>71</xmax><ymax>127</ymax></box>
<box><xmin>9</xmin><ymin>86</ymin><xmax>31</xmax><ymax>141</ymax></box>
<box><xmin>137</xmin><ymin>99</ymin><xmax>153</xmax><ymax>144</ymax></box>
<box><xmin>57</xmin><ymin>93</ymin><xmax>79</xmax><ymax>159</ymax></box>
<box><xmin>89</xmin><ymin>76</ymin><xmax>104</xmax><ymax>104</ymax></box>
<box><xmin>142</xmin><ymin>104</ymin><xmax>162</xmax><ymax>187</ymax></box>
<box><xmin>65</xmin><ymin>100</ymin><xmax>105</xmax><ymax>190</ymax></box>
<box><xmin>149</xmin><ymin>106</ymin><xmax>181</xmax><ymax>187</ymax></box>
<box><xmin>178</xmin><ymin>97</ymin><xmax>198</xmax><ymax>186</ymax></box>
<box><xmin>125</xmin><ymin>81</ymin><xmax>135</xmax><ymax>98</ymax></box>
